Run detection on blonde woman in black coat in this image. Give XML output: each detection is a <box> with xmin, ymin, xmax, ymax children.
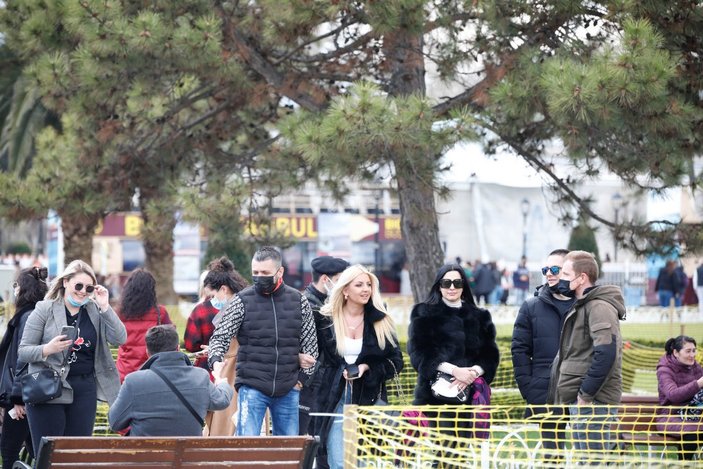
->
<box><xmin>407</xmin><ymin>263</ymin><xmax>499</xmax><ymax>442</ymax></box>
<box><xmin>312</xmin><ymin>264</ymin><xmax>403</xmax><ymax>469</ymax></box>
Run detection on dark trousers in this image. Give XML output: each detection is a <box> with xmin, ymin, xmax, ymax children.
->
<box><xmin>26</xmin><ymin>374</ymin><xmax>97</xmax><ymax>453</ymax></box>
<box><xmin>1</xmin><ymin>408</ymin><xmax>33</xmax><ymax>469</ymax></box>
<box><xmin>527</xmin><ymin>405</ymin><xmax>567</xmax><ymax>451</ymax></box>
<box><xmin>679</xmin><ymin>432</ymin><xmax>702</xmax><ymax>460</ymax></box>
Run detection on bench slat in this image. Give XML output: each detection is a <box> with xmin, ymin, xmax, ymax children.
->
<box><xmin>36</xmin><ymin>436</ymin><xmax>318</xmax><ymax>469</ymax></box>
<box><xmin>181</xmin><ymin>448</ymin><xmax>305</xmax><ymax>462</ymax></box>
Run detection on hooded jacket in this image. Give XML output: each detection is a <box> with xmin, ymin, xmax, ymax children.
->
<box><xmin>550</xmin><ymin>285</ymin><xmax>626</xmax><ymax>405</ymax></box>
<box><xmin>108</xmin><ymin>351</ymin><xmax>233</xmax><ymax>436</ymax></box>
<box><xmin>117</xmin><ymin>305</ymin><xmax>172</xmax><ymax>382</ymax></box>
<box><xmin>511</xmin><ymin>285</ymin><xmax>574</xmax><ymax>405</ymax></box>
<box><xmin>655</xmin><ymin>353</ymin><xmax>703</xmax><ymax>434</ymax></box>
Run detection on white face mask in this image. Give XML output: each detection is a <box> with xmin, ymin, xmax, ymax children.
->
<box><xmin>323</xmin><ymin>278</ymin><xmax>336</xmax><ymax>295</ymax></box>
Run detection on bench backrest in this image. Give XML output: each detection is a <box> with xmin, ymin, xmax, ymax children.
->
<box><xmin>617</xmin><ymin>395</ymin><xmax>660</xmax><ymax>433</ymax></box>
<box><xmin>33</xmin><ymin>436</ymin><xmax>319</xmax><ymax>469</ymax></box>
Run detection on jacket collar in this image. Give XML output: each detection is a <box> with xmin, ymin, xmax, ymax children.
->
<box><xmin>305</xmin><ymin>283</ymin><xmax>327</xmax><ymax>303</ymax></box>
<box><xmin>140</xmin><ymin>351</ymin><xmax>192</xmax><ymax>370</ymax></box>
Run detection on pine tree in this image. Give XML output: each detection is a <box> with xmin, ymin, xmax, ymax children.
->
<box><xmin>567</xmin><ymin>216</ymin><xmax>602</xmax><ymax>273</ymax></box>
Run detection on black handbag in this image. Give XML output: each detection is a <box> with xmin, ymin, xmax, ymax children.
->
<box><xmin>20</xmin><ymin>367</ymin><xmax>62</xmax><ymax>404</ymax></box>
<box><xmin>430</xmin><ymin>371</ymin><xmax>470</xmax><ymax>404</ymax></box>
<box><xmin>18</xmin><ymin>350</ymin><xmax>68</xmax><ymax>405</ymax></box>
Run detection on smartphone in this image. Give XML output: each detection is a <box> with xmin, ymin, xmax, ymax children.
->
<box><xmin>346</xmin><ymin>364</ymin><xmax>359</xmax><ymax>379</ymax></box>
<box><xmin>61</xmin><ymin>325</ymin><xmax>78</xmax><ymax>343</ymax></box>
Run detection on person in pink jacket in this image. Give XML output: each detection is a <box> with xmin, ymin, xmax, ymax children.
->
<box><xmin>656</xmin><ymin>335</ymin><xmax>703</xmax><ymax>460</ymax></box>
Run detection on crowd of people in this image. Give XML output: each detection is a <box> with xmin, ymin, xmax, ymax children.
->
<box><xmin>0</xmin><ymin>247</ymin><xmax>702</xmax><ymax>468</ymax></box>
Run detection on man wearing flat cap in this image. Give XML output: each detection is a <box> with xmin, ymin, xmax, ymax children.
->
<box><xmin>298</xmin><ymin>256</ymin><xmax>349</xmax><ymax>445</ymax></box>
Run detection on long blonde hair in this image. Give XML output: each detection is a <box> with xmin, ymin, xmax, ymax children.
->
<box><xmin>320</xmin><ymin>264</ymin><xmax>397</xmax><ymax>357</ymax></box>
<box><xmin>45</xmin><ymin>260</ymin><xmax>97</xmax><ymax>301</ymax></box>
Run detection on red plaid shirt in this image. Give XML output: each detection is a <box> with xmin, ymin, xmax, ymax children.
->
<box><xmin>184</xmin><ymin>300</ymin><xmax>217</xmax><ymax>370</ymax></box>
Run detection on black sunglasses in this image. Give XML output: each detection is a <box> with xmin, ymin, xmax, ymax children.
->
<box><xmin>541</xmin><ymin>266</ymin><xmax>561</xmax><ymax>276</ymax></box>
<box><xmin>74</xmin><ymin>283</ymin><xmax>95</xmax><ymax>294</ymax></box>
<box><xmin>439</xmin><ymin>279</ymin><xmax>464</xmax><ymax>289</ymax></box>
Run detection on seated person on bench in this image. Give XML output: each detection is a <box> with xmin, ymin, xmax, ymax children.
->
<box><xmin>656</xmin><ymin>335</ymin><xmax>703</xmax><ymax>461</ymax></box>
<box><xmin>109</xmin><ymin>325</ymin><xmax>233</xmax><ymax>436</ymax></box>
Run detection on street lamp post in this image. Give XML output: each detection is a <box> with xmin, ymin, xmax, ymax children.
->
<box><xmin>611</xmin><ymin>192</ymin><xmax>624</xmax><ymax>262</ymax></box>
<box><xmin>520</xmin><ymin>198</ymin><xmax>530</xmax><ymax>259</ymax></box>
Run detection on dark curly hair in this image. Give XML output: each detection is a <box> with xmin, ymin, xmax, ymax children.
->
<box><xmin>118</xmin><ymin>269</ymin><xmax>158</xmax><ymax>319</ymax></box>
<box><xmin>15</xmin><ymin>266</ymin><xmax>49</xmax><ymax>312</ymax></box>
<box><xmin>203</xmin><ymin>257</ymin><xmax>248</xmax><ymax>294</ymax></box>
<box><xmin>424</xmin><ymin>263</ymin><xmax>476</xmax><ymax>306</ymax></box>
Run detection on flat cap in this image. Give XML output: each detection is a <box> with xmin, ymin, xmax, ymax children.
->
<box><xmin>311</xmin><ymin>256</ymin><xmax>349</xmax><ymax>275</ymax></box>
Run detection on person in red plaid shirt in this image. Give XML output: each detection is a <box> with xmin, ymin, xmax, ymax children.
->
<box><xmin>184</xmin><ymin>257</ymin><xmax>247</xmax><ymax>370</ymax></box>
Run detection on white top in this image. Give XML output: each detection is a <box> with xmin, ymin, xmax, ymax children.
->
<box><xmin>344</xmin><ymin>337</ymin><xmax>363</xmax><ymax>364</ymax></box>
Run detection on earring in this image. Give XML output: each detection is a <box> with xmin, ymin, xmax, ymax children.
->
<box><xmin>344</xmin><ymin>294</ymin><xmax>348</xmax><ymax>301</ymax></box>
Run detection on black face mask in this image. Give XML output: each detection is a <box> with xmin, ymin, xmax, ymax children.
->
<box><xmin>552</xmin><ymin>278</ymin><xmax>576</xmax><ymax>298</ymax></box>
<box><xmin>253</xmin><ymin>275</ymin><xmax>276</xmax><ymax>295</ymax></box>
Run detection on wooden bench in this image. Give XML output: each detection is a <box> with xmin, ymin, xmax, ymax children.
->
<box><xmin>615</xmin><ymin>395</ymin><xmax>679</xmax><ymax>458</ymax></box>
<box><xmin>12</xmin><ymin>435</ymin><xmax>319</xmax><ymax>469</ymax></box>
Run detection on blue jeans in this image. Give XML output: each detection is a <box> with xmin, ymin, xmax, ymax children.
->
<box><xmin>236</xmin><ymin>385</ymin><xmax>300</xmax><ymax>436</ymax></box>
<box><xmin>327</xmin><ymin>389</ymin><xmax>353</xmax><ymax>469</ymax></box>
<box><xmin>658</xmin><ymin>290</ymin><xmax>681</xmax><ymax>307</ymax></box>
<box><xmin>514</xmin><ymin>288</ymin><xmax>528</xmax><ymax>306</ymax></box>
<box><xmin>568</xmin><ymin>402</ymin><xmax>618</xmax><ymax>462</ymax></box>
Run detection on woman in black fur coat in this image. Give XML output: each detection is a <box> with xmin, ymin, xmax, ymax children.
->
<box><xmin>407</xmin><ymin>263</ymin><xmax>499</xmax><ymax>443</ymax></box>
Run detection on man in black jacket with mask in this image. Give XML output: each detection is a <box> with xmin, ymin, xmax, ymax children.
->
<box><xmin>208</xmin><ymin>246</ymin><xmax>318</xmax><ymax>436</ymax></box>
<box><xmin>298</xmin><ymin>256</ymin><xmax>349</xmax><ymax>437</ymax></box>
<box><xmin>511</xmin><ymin>248</ymin><xmax>574</xmax><ymax>451</ymax></box>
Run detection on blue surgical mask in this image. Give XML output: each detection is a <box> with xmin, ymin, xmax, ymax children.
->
<box><xmin>211</xmin><ymin>297</ymin><xmax>227</xmax><ymax>311</ymax></box>
<box><xmin>66</xmin><ymin>293</ymin><xmax>90</xmax><ymax>308</ymax></box>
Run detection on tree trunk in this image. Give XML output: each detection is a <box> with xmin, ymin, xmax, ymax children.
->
<box><xmin>395</xmin><ymin>168</ymin><xmax>445</xmax><ymax>302</ymax></box>
<box><xmin>61</xmin><ymin>212</ymin><xmax>101</xmax><ymax>267</ymax></box>
<box><xmin>141</xmin><ymin>198</ymin><xmax>178</xmax><ymax>306</ymax></box>
<box><xmin>384</xmin><ymin>31</ymin><xmax>444</xmax><ymax>302</ymax></box>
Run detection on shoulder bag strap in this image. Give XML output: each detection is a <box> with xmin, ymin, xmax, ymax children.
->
<box><xmin>150</xmin><ymin>367</ymin><xmax>204</xmax><ymax>427</ymax></box>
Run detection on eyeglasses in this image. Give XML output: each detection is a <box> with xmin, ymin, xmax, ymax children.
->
<box><xmin>74</xmin><ymin>283</ymin><xmax>95</xmax><ymax>294</ymax></box>
<box><xmin>439</xmin><ymin>279</ymin><xmax>464</xmax><ymax>289</ymax></box>
<box><xmin>541</xmin><ymin>266</ymin><xmax>562</xmax><ymax>276</ymax></box>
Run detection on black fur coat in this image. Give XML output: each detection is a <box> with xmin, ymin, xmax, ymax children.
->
<box><xmin>407</xmin><ymin>301</ymin><xmax>499</xmax><ymax>405</ymax></box>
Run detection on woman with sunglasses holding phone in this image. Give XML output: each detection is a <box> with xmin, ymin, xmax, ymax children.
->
<box><xmin>0</xmin><ymin>267</ymin><xmax>48</xmax><ymax>468</ymax></box>
<box><xmin>18</xmin><ymin>260</ymin><xmax>126</xmax><ymax>452</ymax></box>
<box><xmin>408</xmin><ymin>264</ymin><xmax>499</xmax><ymax>445</ymax></box>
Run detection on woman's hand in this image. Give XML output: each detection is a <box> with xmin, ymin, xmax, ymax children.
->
<box><xmin>11</xmin><ymin>404</ymin><xmax>26</xmax><ymax>420</ymax></box>
<box><xmin>93</xmin><ymin>285</ymin><xmax>110</xmax><ymax>312</ymax></box>
<box><xmin>343</xmin><ymin>364</ymin><xmax>369</xmax><ymax>381</ymax></box>
<box><xmin>43</xmin><ymin>334</ymin><xmax>75</xmax><ymax>357</ymax></box>
<box><xmin>452</xmin><ymin>367</ymin><xmax>479</xmax><ymax>386</ymax></box>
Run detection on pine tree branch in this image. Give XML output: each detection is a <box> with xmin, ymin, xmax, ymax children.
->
<box><xmin>217</xmin><ymin>9</ymin><xmax>329</xmax><ymax>112</ymax></box>
<box><xmin>424</xmin><ymin>12</ymin><xmax>481</xmax><ymax>34</ymax></box>
<box><xmin>271</xmin><ymin>20</ymin><xmax>373</xmax><ymax>65</ymax></box>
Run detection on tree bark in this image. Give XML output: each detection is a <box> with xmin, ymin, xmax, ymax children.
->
<box><xmin>61</xmin><ymin>212</ymin><xmax>101</xmax><ymax>267</ymax></box>
<box><xmin>395</xmin><ymin>168</ymin><xmax>445</xmax><ymax>301</ymax></box>
<box><xmin>141</xmin><ymin>198</ymin><xmax>178</xmax><ymax>306</ymax></box>
<box><xmin>384</xmin><ymin>31</ymin><xmax>444</xmax><ymax>302</ymax></box>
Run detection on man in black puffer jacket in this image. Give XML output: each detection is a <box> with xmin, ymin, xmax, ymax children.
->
<box><xmin>511</xmin><ymin>249</ymin><xmax>574</xmax><ymax>450</ymax></box>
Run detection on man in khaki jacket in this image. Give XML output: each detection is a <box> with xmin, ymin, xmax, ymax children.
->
<box><xmin>549</xmin><ymin>250</ymin><xmax>626</xmax><ymax>460</ymax></box>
